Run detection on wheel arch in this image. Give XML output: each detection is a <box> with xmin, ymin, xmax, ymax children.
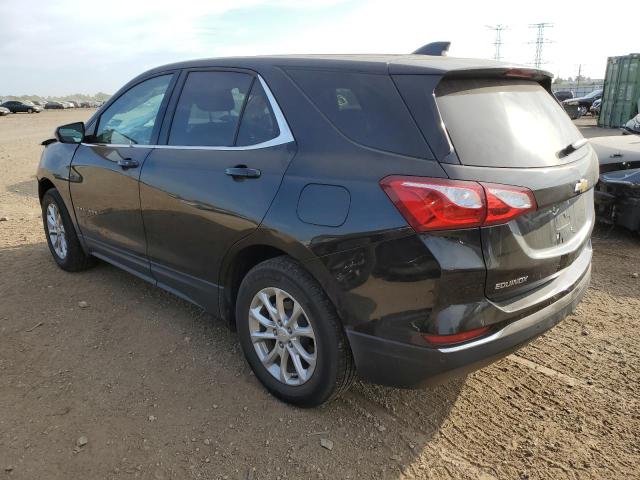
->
<box><xmin>38</xmin><ymin>177</ymin><xmax>56</xmax><ymax>201</ymax></box>
<box><xmin>36</xmin><ymin>171</ymin><xmax>88</xmax><ymax>254</ymax></box>
<box><xmin>218</xmin><ymin>232</ymin><xmax>343</xmax><ymax>329</ymax></box>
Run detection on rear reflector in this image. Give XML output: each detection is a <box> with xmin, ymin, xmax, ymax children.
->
<box><xmin>423</xmin><ymin>326</ymin><xmax>491</xmax><ymax>346</ymax></box>
<box><xmin>380</xmin><ymin>176</ymin><xmax>536</xmax><ymax>231</ymax></box>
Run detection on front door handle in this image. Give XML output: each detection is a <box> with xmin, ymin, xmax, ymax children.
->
<box><xmin>118</xmin><ymin>158</ymin><xmax>139</xmax><ymax>169</ymax></box>
<box><xmin>225</xmin><ymin>166</ymin><xmax>261</xmax><ymax>178</ymax></box>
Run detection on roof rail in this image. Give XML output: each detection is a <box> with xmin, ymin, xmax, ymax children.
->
<box><xmin>413</xmin><ymin>42</ymin><xmax>450</xmax><ymax>56</ymax></box>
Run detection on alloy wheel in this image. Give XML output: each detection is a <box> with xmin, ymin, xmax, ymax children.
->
<box><xmin>46</xmin><ymin>203</ymin><xmax>68</xmax><ymax>259</ymax></box>
<box><xmin>248</xmin><ymin>287</ymin><xmax>316</xmax><ymax>386</ymax></box>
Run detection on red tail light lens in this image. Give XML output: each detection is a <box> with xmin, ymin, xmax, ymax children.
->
<box><xmin>483</xmin><ymin>182</ymin><xmax>536</xmax><ymax>225</ymax></box>
<box><xmin>380</xmin><ymin>177</ymin><xmax>485</xmax><ymax>231</ymax></box>
<box><xmin>423</xmin><ymin>326</ymin><xmax>491</xmax><ymax>346</ymax></box>
<box><xmin>380</xmin><ymin>176</ymin><xmax>536</xmax><ymax>232</ymax></box>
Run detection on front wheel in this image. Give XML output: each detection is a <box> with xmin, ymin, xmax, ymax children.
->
<box><xmin>41</xmin><ymin>188</ymin><xmax>95</xmax><ymax>272</ymax></box>
<box><xmin>236</xmin><ymin>257</ymin><xmax>355</xmax><ymax>407</ymax></box>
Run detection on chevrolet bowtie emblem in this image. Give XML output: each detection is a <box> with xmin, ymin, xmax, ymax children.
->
<box><xmin>574</xmin><ymin>178</ymin><xmax>589</xmax><ymax>194</ymax></box>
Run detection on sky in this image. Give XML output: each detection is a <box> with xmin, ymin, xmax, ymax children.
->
<box><xmin>1</xmin><ymin>0</ymin><xmax>637</xmax><ymax>96</ymax></box>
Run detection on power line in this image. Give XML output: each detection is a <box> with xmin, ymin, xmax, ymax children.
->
<box><xmin>528</xmin><ymin>22</ymin><xmax>553</xmax><ymax>68</ymax></box>
<box><xmin>486</xmin><ymin>24</ymin><xmax>508</xmax><ymax>61</ymax></box>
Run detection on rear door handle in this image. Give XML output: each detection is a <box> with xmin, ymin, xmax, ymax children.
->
<box><xmin>225</xmin><ymin>166</ymin><xmax>261</xmax><ymax>178</ymax></box>
<box><xmin>117</xmin><ymin>158</ymin><xmax>139</xmax><ymax>169</ymax></box>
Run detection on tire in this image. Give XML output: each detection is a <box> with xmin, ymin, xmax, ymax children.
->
<box><xmin>236</xmin><ymin>256</ymin><xmax>355</xmax><ymax>407</ymax></box>
<box><xmin>27</xmin><ymin>108</ymin><xmax>33</xmax><ymax>114</ymax></box>
<box><xmin>41</xmin><ymin>188</ymin><xmax>95</xmax><ymax>272</ymax></box>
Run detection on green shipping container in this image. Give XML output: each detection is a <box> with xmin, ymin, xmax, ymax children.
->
<box><xmin>599</xmin><ymin>53</ymin><xmax>640</xmax><ymax>128</ymax></box>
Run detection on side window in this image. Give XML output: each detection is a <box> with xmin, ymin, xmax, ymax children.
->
<box><xmin>236</xmin><ymin>80</ymin><xmax>280</xmax><ymax>146</ymax></box>
<box><xmin>95</xmin><ymin>75</ymin><xmax>172</xmax><ymax>145</ymax></box>
<box><xmin>168</xmin><ymin>71</ymin><xmax>253</xmax><ymax>147</ymax></box>
<box><xmin>286</xmin><ymin>69</ymin><xmax>430</xmax><ymax>158</ymax></box>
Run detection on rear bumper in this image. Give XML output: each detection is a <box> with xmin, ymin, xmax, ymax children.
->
<box><xmin>347</xmin><ymin>261</ymin><xmax>591</xmax><ymax>388</ymax></box>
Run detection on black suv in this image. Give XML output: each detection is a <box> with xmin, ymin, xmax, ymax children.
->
<box><xmin>37</xmin><ymin>54</ymin><xmax>596</xmax><ymax>406</ymax></box>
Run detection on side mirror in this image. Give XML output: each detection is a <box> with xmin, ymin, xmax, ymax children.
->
<box><xmin>55</xmin><ymin>122</ymin><xmax>85</xmax><ymax>144</ymax></box>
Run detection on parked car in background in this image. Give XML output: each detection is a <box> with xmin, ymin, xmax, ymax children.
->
<box><xmin>37</xmin><ymin>53</ymin><xmax>595</xmax><ymax>406</ymax></box>
<box><xmin>591</xmin><ymin>135</ymin><xmax>640</xmax><ymax>173</ymax></box>
<box><xmin>591</xmin><ymin>135</ymin><xmax>640</xmax><ymax>234</ymax></box>
<box><xmin>45</xmin><ymin>101</ymin><xmax>65</xmax><ymax>110</ymax></box>
<box><xmin>0</xmin><ymin>100</ymin><xmax>42</xmax><ymax>113</ymax></box>
<box><xmin>553</xmin><ymin>90</ymin><xmax>574</xmax><ymax>102</ymax></box>
<box><xmin>590</xmin><ymin>98</ymin><xmax>601</xmax><ymax>116</ymax></box>
<box><xmin>623</xmin><ymin>113</ymin><xmax>640</xmax><ymax>135</ymax></box>
<box><xmin>563</xmin><ymin>89</ymin><xmax>603</xmax><ymax>116</ymax></box>
<box><xmin>562</xmin><ymin>99</ymin><xmax>582</xmax><ymax>119</ymax></box>
<box><xmin>0</xmin><ymin>106</ymin><xmax>11</xmax><ymax>116</ymax></box>
<box><xmin>32</xmin><ymin>100</ymin><xmax>47</xmax><ymax>107</ymax></box>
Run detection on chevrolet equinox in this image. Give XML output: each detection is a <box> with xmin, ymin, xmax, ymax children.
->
<box><xmin>37</xmin><ymin>52</ymin><xmax>596</xmax><ymax>406</ymax></box>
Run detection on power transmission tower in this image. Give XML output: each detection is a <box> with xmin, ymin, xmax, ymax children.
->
<box><xmin>576</xmin><ymin>64</ymin><xmax>583</xmax><ymax>92</ymax></box>
<box><xmin>486</xmin><ymin>24</ymin><xmax>508</xmax><ymax>61</ymax></box>
<box><xmin>528</xmin><ymin>22</ymin><xmax>553</xmax><ymax>68</ymax></box>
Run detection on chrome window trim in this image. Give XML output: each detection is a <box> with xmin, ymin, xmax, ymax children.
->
<box><xmin>82</xmin><ymin>75</ymin><xmax>294</xmax><ymax>151</ymax></box>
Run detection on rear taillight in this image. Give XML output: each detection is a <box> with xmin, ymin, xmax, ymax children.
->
<box><xmin>380</xmin><ymin>176</ymin><xmax>536</xmax><ymax>232</ymax></box>
<box><xmin>483</xmin><ymin>182</ymin><xmax>536</xmax><ymax>225</ymax></box>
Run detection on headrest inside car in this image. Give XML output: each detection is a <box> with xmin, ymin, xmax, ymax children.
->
<box><xmin>192</xmin><ymin>89</ymin><xmax>235</xmax><ymax>112</ymax></box>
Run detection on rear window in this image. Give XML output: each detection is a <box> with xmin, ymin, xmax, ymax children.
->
<box><xmin>436</xmin><ymin>79</ymin><xmax>582</xmax><ymax>167</ymax></box>
<box><xmin>287</xmin><ymin>69</ymin><xmax>431</xmax><ymax>158</ymax></box>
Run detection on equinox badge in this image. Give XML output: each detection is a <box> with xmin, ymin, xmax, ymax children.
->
<box><xmin>495</xmin><ymin>276</ymin><xmax>529</xmax><ymax>290</ymax></box>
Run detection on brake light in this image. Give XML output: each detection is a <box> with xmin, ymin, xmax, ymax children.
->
<box><xmin>380</xmin><ymin>176</ymin><xmax>536</xmax><ymax>231</ymax></box>
<box><xmin>505</xmin><ymin>68</ymin><xmax>541</xmax><ymax>79</ymax></box>
<box><xmin>423</xmin><ymin>326</ymin><xmax>491</xmax><ymax>346</ymax></box>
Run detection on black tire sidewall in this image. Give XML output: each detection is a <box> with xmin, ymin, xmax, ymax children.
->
<box><xmin>236</xmin><ymin>261</ymin><xmax>343</xmax><ymax>406</ymax></box>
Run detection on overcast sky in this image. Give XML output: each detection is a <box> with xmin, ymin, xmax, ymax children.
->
<box><xmin>1</xmin><ymin>0</ymin><xmax>637</xmax><ymax>96</ymax></box>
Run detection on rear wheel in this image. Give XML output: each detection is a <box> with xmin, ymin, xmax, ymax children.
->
<box><xmin>41</xmin><ymin>188</ymin><xmax>95</xmax><ymax>271</ymax></box>
<box><xmin>236</xmin><ymin>257</ymin><xmax>355</xmax><ymax>407</ymax></box>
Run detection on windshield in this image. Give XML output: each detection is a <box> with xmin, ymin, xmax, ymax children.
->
<box><xmin>436</xmin><ymin>78</ymin><xmax>583</xmax><ymax>168</ymax></box>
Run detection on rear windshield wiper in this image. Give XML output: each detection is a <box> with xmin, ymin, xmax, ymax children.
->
<box><xmin>557</xmin><ymin>138</ymin><xmax>588</xmax><ymax>159</ymax></box>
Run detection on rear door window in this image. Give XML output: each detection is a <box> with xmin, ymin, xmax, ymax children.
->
<box><xmin>287</xmin><ymin>69</ymin><xmax>431</xmax><ymax>158</ymax></box>
<box><xmin>236</xmin><ymin>80</ymin><xmax>280</xmax><ymax>146</ymax></box>
<box><xmin>435</xmin><ymin>78</ymin><xmax>582</xmax><ymax>167</ymax></box>
<box><xmin>168</xmin><ymin>71</ymin><xmax>253</xmax><ymax>147</ymax></box>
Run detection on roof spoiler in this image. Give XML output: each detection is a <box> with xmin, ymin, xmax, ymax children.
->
<box><xmin>413</xmin><ymin>42</ymin><xmax>450</xmax><ymax>56</ymax></box>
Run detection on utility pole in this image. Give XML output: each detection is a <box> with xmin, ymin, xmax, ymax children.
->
<box><xmin>528</xmin><ymin>22</ymin><xmax>553</xmax><ymax>68</ymax></box>
<box><xmin>576</xmin><ymin>64</ymin><xmax>582</xmax><ymax>93</ymax></box>
<box><xmin>486</xmin><ymin>24</ymin><xmax>508</xmax><ymax>61</ymax></box>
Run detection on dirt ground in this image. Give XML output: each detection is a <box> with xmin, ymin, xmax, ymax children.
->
<box><xmin>0</xmin><ymin>110</ymin><xmax>639</xmax><ymax>480</ymax></box>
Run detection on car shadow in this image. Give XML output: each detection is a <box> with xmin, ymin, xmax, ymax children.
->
<box><xmin>6</xmin><ymin>179</ymin><xmax>38</xmax><ymax>198</ymax></box>
<box><xmin>0</xmin><ymin>240</ymin><xmax>465</xmax><ymax>479</ymax></box>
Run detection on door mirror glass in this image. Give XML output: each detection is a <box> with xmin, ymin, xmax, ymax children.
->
<box><xmin>55</xmin><ymin>122</ymin><xmax>85</xmax><ymax>144</ymax></box>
